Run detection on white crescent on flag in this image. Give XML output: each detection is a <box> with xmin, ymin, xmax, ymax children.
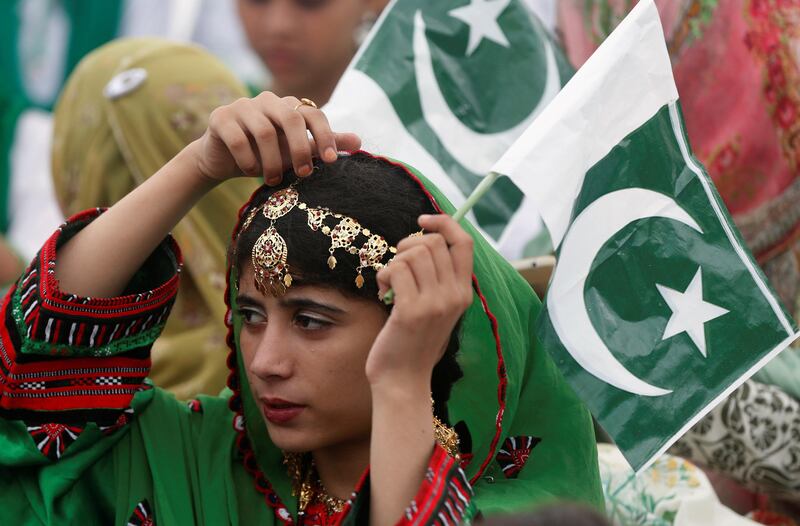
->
<box><xmin>547</xmin><ymin>188</ymin><xmax>704</xmax><ymax>397</ymax></box>
<box><xmin>413</xmin><ymin>9</ymin><xmax>560</xmax><ymax>175</ymax></box>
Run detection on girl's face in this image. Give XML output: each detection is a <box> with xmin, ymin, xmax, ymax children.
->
<box><xmin>237</xmin><ymin>0</ymin><xmax>384</xmax><ymax>97</ymax></box>
<box><xmin>236</xmin><ymin>263</ymin><xmax>388</xmax><ymax>453</ymax></box>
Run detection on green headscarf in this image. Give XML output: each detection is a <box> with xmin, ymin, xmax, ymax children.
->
<box><xmin>51</xmin><ymin>37</ymin><xmax>258</xmax><ymax>399</ymax></box>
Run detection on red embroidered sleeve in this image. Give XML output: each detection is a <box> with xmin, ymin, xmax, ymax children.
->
<box><xmin>396</xmin><ymin>444</ymin><xmax>474</xmax><ymax>526</ymax></box>
<box><xmin>0</xmin><ymin>209</ymin><xmax>181</xmax><ymax>420</ymax></box>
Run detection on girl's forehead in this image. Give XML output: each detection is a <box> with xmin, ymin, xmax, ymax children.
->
<box><xmin>236</xmin><ymin>265</ymin><xmax>370</xmax><ymax>307</ymax></box>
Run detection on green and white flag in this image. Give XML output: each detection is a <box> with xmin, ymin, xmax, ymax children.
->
<box><xmin>325</xmin><ymin>0</ymin><xmax>573</xmax><ymax>258</ymax></box>
<box><xmin>493</xmin><ymin>0</ymin><xmax>800</xmax><ymax>471</ymax></box>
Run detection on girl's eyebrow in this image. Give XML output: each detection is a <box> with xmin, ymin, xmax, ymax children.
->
<box><xmin>279</xmin><ymin>297</ymin><xmax>346</xmax><ymax>315</ymax></box>
<box><xmin>235</xmin><ymin>293</ymin><xmax>346</xmax><ymax>315</ymax></box>
<box><xmin>235</xmin><ymin>294</ymin><xmax>262</xmax><ymax>308</ymax></box>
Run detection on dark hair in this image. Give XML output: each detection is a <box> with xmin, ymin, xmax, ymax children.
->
<box><xmin>233</xmin><ymin>152</ymin><xmax>463</xmax><ymax>423</ymax></box>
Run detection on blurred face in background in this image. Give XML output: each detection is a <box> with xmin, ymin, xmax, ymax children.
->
<box><xmin>237</xmin><ymin>0</ymin><xmax>387</xmax><ymax>105</ymax></box>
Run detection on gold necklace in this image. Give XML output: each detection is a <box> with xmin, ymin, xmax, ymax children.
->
<box><xmin>314</xmin><ymin>477</ymin><xmax>347</xmax><ymax>514</ymax></box>
<box><xmin>284</xmin><ymin>414</ymin><xmax>458</xmax><ymax>515</ymax></box>
<box><xmin>284</xmin><ymin>452</ymin><xmax>347</xmax><ymax>515</ymax></box>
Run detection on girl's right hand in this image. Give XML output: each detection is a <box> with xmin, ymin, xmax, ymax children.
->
<box><xmin>192</xmin><ymin>92</ymin><xmax>361</xmax><ymax>185</ymax></box>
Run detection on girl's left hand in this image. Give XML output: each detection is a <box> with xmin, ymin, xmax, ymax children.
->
<box><xmin>367</xmin><ymin>214</ymin><xmax>474</xmax><ymax>388</ymax></box>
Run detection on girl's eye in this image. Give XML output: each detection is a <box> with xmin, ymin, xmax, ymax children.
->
<box><xmin>239</xmin><ymin>308</ymin><xmax>266</xmax><ymax>325</ymax></box>
<box><xmin>295</xmin><ymin>313</ymin><xmax>331</xmax><ymax>330</ymax></box>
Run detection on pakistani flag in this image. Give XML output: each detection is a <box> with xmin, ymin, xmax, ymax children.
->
<box><xmin>325</xmin><ymin>0</ymin><xmax>573</xmax><ymax>258</ymax></box>
<box><xmin>493</xmin><ymin>0</ymin><xmax>800</xmax><ymax>471</ymax></box>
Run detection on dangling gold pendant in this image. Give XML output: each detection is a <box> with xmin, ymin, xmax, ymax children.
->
<box><xmin>355</xmin><ymin>274</ymin><xmax>365</xmax><ymax>289</ymax></box>
<box><xmin>327</xmin><ymin>255</ymin><xmax>337</xmax><ymax>269</ymax></box>
<box><xmin>283</xmin><ymin>273</ymin><xmax>293</xmax><ymax>288</ymax></box>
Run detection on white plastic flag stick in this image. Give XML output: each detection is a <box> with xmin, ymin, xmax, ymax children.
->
<box><xmin>451</xmin><ymin>172</ymin><xmax>502</xmax><ymax>223</ymax></box>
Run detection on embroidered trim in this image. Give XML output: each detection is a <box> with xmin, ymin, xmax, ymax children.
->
<box><xmin>495</xmin><ymin>435</ymin><xmax>541</xmax><ymax>479</ymax></box>
<box><xmin>14</xmin><ymin>217</ymin><xmax>179</xmax><ymax>359</ymax></box>
<box><xmin>127</xmin><ymin>499</ymin><xmax>155</xmax><ymax>526</ymax></box>
<box><xmin>99</xmin><ymin>407</ymin><xmax>135</xmax><ymax>436</ymax></box>
<box><xmin>26</xmin><ymin>422</ymin><xmax>83</xmax><ymax>460</ymax></box>
<box><xmin>14</xmin><ymin>270</ymin><xmax>172</xmax><ymax>357</ymax></box>
<box><xmin>0</xmin><ymin>209</ymin><xmax>181</xmax><ymax>414</ymax></box>
<box><xmin>0</xmin><ymin>301</ymin><xmax>151</xmax><ymax>412</ymax></box>
<box><xmin>38</xmin><ymin>209</ymin><xmax>181</xmax><ymax>310</ymax></box>
<box><xmin>399</xmin><ymin>444</ymin><xmax>474</xmax><ymax>526</ymax></box>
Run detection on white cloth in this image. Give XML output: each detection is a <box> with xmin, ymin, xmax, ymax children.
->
<box><xmin>7</xmin><ymin>110</ymin><xmax>65</xmax><ymax>261</ymax></box>
<box><xmin>599</xmin><ymin>444</ymin><xmax>759</xmax><ymax>526</ymax></box>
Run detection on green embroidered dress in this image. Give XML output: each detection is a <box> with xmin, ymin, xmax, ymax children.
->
<box><xmin>0</xmin><ymin>159</ymin><xmax>603</xmax><ymax>525</ymax></box>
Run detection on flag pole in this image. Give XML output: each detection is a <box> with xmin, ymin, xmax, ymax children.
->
<box><xmin>382</xmin><ymin>171</ymin><xmax>502</xmax><ymax>304</ymax></box>
<box><xmin>452</xmin><ymin>171</ymin><xmax>501</xmax><ymax>222</ymax></box>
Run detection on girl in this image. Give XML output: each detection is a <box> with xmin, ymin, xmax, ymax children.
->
<box><xmin>0</xmin><ymin>92</ymin><xmax>602</xmax><ymax>524</ymax></box>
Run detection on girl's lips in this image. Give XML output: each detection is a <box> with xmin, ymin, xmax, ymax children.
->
<box><xmin>261</xmin><ymin>398</ymin><xmax>306</xmax><ymax>424</ymax></box>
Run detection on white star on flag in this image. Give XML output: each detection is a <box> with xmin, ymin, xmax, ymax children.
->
<box><xmin>448</xmin><ymin>0</ymin><xmax>512</xmax><ymax>56</ymax></box>
<box><xmin>656</xmin><ymin>268</ymin><xmax>729</xmax><ymax>358</ymax></box>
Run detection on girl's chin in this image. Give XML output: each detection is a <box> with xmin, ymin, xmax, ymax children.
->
<box><xmin>265</xmin><ymin>425</ymin><xmax>319</xmax><ymax>453</ymax></box>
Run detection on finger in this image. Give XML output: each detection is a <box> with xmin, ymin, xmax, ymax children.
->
<box><xmin>307</xmin><ymin>132</ymin><xmax>362</xmax><ymax>158</ymax></box>
<box><xmin>256</xmin><ymin>93</ymin><xmax>315</xmax><ymax>178</ymax></box>
<box><xmin>217</xmin><ymin>121</ymin><xmax>260</xmax><ymax>177</ymax></box>
<box><xmin>376</xmin><ymin>266</ymin><xmax>391</xmax><ymax>299</ymax></box>
<box><xmin>384</xmin><ymin>260</ymin><xmax>419</xmax><ymax>307</ymax></box>
<box><xmin>296</xmin><ymin>104</ymin><xmax>338</xmax><ymax>163</ymax></box>
<box><xmin>333</xmin><ymin>132</ymin><xmax>361</xmax><ymax>152</ymax></box>
<box><xmin>237</xmin><ymin>111</ymin><xmax>282</xmax><ymax>184</ymax></box>
<box><xmin>396</xmin><ymin>233</ymin><xmax>455</xmax><ymax>287</ymax></box>
<box><xmin>393</xmin><ymin>245</ymin><xmax>438</xmax><ymax>291</ymax></box>
<box><xmin>418</xmin><ymin>214</ymin><xmax>474</xmax><ymax>284</ymax></box>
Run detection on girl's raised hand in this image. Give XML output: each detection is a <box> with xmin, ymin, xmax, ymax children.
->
<box><xmin>192</xmin><ymin>92</ymin><xmax>361</xmax><ymax>185</ymax></box>
<box><xmin>368</xmin><ymin>214</ymin><xmax>474</xmax><ymax>387</ymax></box>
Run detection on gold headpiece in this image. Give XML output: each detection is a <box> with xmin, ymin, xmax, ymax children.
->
<box><xmin>242</xmin><ymin>186</ymin><xmax>398</xmax><ymax>295</ymax></box>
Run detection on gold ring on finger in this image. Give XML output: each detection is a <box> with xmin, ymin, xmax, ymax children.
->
<box><xmin>293</xmin><ymin>97</ymin><xmax>318</xmax><ymax>111</ymax></box>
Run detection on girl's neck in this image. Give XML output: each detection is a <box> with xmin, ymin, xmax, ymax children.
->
<box><xmin>312</xmin><ymin>436</ymin><xmax>371</xmax><ymax>500</ymax></box>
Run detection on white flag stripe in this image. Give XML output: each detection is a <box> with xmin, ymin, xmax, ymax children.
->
<box><xmin>667</xmin><ymin>103</ymin><xmax>796</xmax><ymax>336</ymax></box>
<box><xmin>491</xmin><ymin>0</ymin><xmax>677</xmax><ymax>247</ymax></box>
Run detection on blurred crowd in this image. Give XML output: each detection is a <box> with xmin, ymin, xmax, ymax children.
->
<box><xmin>1</xmin><ymin>1</ymin><xmax>799</xmax><ymax>525</ymax></box>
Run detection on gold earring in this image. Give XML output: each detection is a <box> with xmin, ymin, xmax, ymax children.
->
<box><xmin>432</xmin><ymin>397</ymin><xmax>460</xmax><ymax>459</ymax></box>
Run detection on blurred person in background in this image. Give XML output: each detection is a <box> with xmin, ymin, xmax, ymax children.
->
<box><xmin>48</xmin><ymin>37</ymin><xmax>258</xmax><ymax>399</ymax></box>
<box><xmin>236</xmin><ymin>0</ymin><xmax>389</xmax><ymax>106</ymax></box>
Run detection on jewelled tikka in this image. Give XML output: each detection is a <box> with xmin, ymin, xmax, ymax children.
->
<box><xmin>243</xmin><ymin>184</ymin><xmax>399</xmax><ymax>294</ymax></box>
<box><xmin>250</xmin><ymin>187</ymin><xmax>299</xmax><ymax>294</ymax></box>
